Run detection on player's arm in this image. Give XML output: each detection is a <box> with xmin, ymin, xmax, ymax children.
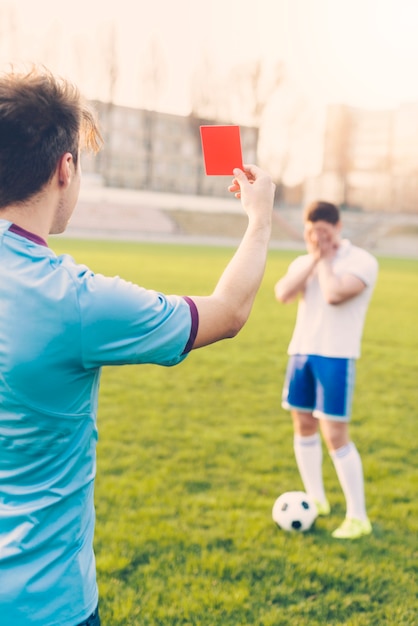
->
<box><xmin>274</xmin><ymin>256</ymin><xmax>318</xmax><ymax>304</ymax></box>
<box><xmin>317</xmin><ymin>259</ymin><xmax>366</xmax><ymax>304</ymax></box>
<box><xmin>189</xmin><ymin>165</ymin><xmax>275</xmax><ymax>349</ymax></box>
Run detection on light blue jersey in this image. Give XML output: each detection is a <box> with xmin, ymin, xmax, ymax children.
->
<box><xmin>0</xmin><ymin>220</ymin><xmax>197</xmax><ymax>626</ymax></box>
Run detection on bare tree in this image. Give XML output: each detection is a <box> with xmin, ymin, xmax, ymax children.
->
<box><xmin>190</xmin><ymin>52</ymin><xmax>226</xmax><ymax>121</ymax></box>
<box><xmin>99</xmin><ymin>22</ymin><xmax>119</xmax><ymax>107</ymax></box>
<box><xmin>0</xmin><ymin>6</ymin><xmax>5</xmax><ymax>62</ymax></box>
<box><xmin>188</xmin><ymin>53</ymin><xmax>227</xmax><ymax>194</ymax></box>
<box><xmin>223</xmin><ymin>58</ymin><xmax>285</xmax><ymax>182</ymax></box>
<box><xmin>259</xmin><ymin>86</ymin><xmax>316</xmax><ymax>202</ymax></box>
<box><xmin>188</xmin><ymin>56</ymin><xmax>285</xmax><ymax>195</ymax></box>
<box><xmin>137</xmin><ymin>36</ymin><xmax>167</xmax><ymax>189</ymax></box>
<box><xmin>99</xmin><ymin>23</ymin><xmax>119</xmax><ymax>187</ymax></box>
<box><xmin>139</xmin><ymin>36</ymin><xmax>166</xmax><ymax>111</ymax></box>
<box><xmin>326</xmin><ymin>107</ymin><xmax>352</xmax><ymax>208</ymax></box>
<box><xmin>42</xmin><ymin>20</ymin><xmax>63</xmax><ymax>70</ymax></box>
<box><xmin>228</xmin><ymin>59</ymin><xmax>284</xmax><ymax>126</ymax></box>
<box><xmin>73</xmin><ymin>33</ymin><xmax>90</xmax><ymax>98</ymax></box>
<box><xmin>0</xmin><ymin>3</ymin><xmax>18</xmax><ymax>62</ymax></box>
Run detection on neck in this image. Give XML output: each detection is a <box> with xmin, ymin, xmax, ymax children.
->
<box><xmin>1</xmin><ymin>208</ymin><xmax>49</xmax><ymax>241</ymax></box>
<box><xmin>0</xmin><ymin>190</ymin><xmax>55</xmax><ymax>242</ymax></box>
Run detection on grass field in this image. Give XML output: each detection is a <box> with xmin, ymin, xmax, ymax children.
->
<box><xmin>51</xmin><ymin>239</ymin><xmax>418</xmax><ymax>625</ymax></box>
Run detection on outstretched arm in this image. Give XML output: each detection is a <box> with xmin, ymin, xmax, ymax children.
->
<box><xmin>190</xmin><ymin>165</ymin><xmax>275</xmax><ymax>349</ymax></box>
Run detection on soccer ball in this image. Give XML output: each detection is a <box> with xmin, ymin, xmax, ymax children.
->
<box><xmin>272</xmin><ymin>491</ymin><xmax>318</xmax><ymax>532</ymax></box>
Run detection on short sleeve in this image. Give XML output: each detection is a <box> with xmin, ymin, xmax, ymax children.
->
<box><xmin>345</xmin><ymin>249</ymin><xmax>379</xmax><ymax>288</ymax></box>
<box><xmin>77</xmin><ymin>272</ymin><xmax>195</xmax><ymax>369</ymax></box>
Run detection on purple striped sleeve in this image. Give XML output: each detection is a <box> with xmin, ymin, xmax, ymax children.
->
<box><xmin>182</xmin><ymin>296</ymin><xmax>199</xmax><ymax>354</ymax></box>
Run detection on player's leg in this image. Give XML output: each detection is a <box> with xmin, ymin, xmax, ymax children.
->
<box><xmin>282</xmin><ymin>355</ymin><xmax>329</xmax><ymax>515</ymax></box>
<box><xmin>313</xmin><ymin>356</ymin><xmax>371</xmax><ymax>538</ymax></box>
<box><xmin>292</xmin><ymin>410</ymin><xmax>330</xmax><ymax>515</ymax></box>
<box><xmin>321</xmin><ymin>420</ymin><xmax>371</xmax><ymax>538</ymax></box>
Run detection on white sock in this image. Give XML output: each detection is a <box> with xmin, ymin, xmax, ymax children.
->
<box><xmin>293</xmin><ymin>433</ymin><xmax>327</xmax><ymax>504</ymax></box>
<box><xmin>330</xmin><ymin>442</ymin><xmax>368</xmax><ymax>521</ymax></box>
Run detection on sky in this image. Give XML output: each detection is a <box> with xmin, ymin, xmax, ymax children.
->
<box><xmin>2</xmin><ymin>0</ymin><xmax>418</xmax><ymax>181</ymax></box>
<box><xmin>3</xmin><ymin>0</ymin><xmax>418</xmax><ymax>112</ymax></box>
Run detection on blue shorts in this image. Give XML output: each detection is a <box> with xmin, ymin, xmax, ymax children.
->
<box><xmin>282</xmin><ymin>354</ymin><xmax>356</xmax><ymax>421</ymax></box>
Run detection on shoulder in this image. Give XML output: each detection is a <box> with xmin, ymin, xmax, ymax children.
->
<box><xmin>339</xmin><ymin>240</ymin><xmax>379</xmax><ymax>285</ymax></box>
<box><xmin>350</xmin><ymin>243</ymin><xmax>378</xmax><ymax>270</ymax></box>
<box><xmin>53</xmin><ymin>252</ymin><xmax>92</xmax><ymax>279</ymax></box>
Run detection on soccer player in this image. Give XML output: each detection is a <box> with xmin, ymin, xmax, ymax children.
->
<box><xmin>0</xmin><ymin>66</ymin><xmax>275</xmax><ymax>626</ymax></box>
<box><xmin>274</xmin><ymin>200</ymin><xmax>378</xmax><ymax>539</ymax></box>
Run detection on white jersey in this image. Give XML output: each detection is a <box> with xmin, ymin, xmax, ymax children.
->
<box><xmin>287</xmin><ymin>239</ymin><xmax>378</xmax><ymax>359</ymax></box>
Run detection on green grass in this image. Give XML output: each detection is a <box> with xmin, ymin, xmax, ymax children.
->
<box><xmin>51</xmin><ymin>239</ymin><xmax>418</xmax><ymax>625</ymax></box>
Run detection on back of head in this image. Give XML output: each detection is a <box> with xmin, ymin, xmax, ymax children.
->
<box><xmin>303</xmin><ymin>200</ymin><xmax>340</xmax><ymax>225</ymax></box>
<box><xmin>0</xmin><ymin>65</ymin><xmax>102</xmax><ymax>209</ymax></box>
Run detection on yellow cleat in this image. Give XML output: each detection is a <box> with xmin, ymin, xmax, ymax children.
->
<box><xmin>314</xmin><ymin>499</ymin><xmax>331</xmax><ymax>516</ymax></box>
<box><xmin>332</xmin><ymin>517</ymin><xmax>372</xmax><ymax>539</ymax></box>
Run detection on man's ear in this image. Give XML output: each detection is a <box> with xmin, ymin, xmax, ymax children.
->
<box><xmin>57</xmin><ymin>153</ymin><xmax>74</xmax><ymax>187</ymax></box>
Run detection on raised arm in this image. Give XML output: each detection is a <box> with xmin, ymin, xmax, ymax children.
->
<box><xmin>275</xmin><ymin>219</ymin><xmax>366</xmax><ymax>306</ymax></box>
<box><xmin>313</xmin><ymin>232</ymin><xmax>367</xmax><ymax>305</ymax></box>
<box><xmin>274</xmin><ymin>256</ymin><xmax>318</xmax><ymax>303</ymax></box>
<box><xmin>317</xmin><ymin>259</ymin><xmax>366</xmax><ymax>304</ymax></box>
<box><xmin>189</xmin><ymin>165</ymin><xmax>275</xmax><ymax>349</ymax></box>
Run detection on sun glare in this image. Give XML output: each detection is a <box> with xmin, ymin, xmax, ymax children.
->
<box><xmin>4</xmin><ymin>0</ymin><xmax>418</xmax><ymax>113</ymax></box>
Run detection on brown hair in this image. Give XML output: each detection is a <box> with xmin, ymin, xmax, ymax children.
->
<box><xmin>0</xmin><ymin>65</ymin><xmax>103</xmax><ymax>208</ymax></box>
<box><xmin>303</xmin><ymin>200</ymin><xmax>340</xmax><ymax>225</ymax></box>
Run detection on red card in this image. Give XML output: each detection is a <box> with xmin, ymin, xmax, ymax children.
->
<box><xmin>200</xmin><ymin>125</ymin><xmax>243</xmax><ymax>175</ymax></box>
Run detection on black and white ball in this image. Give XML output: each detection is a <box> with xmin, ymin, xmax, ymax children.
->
<box><xmin>272</xmin><ymin>491</ymin><xmax>318</xmax><ymax>532</ymax></box>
